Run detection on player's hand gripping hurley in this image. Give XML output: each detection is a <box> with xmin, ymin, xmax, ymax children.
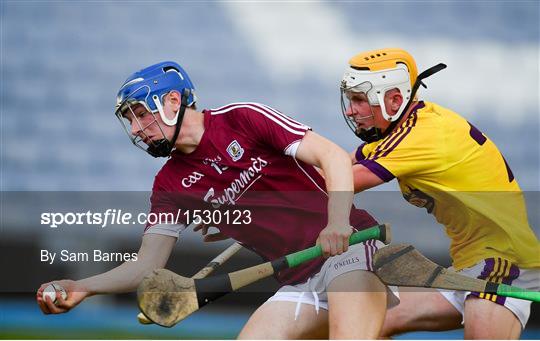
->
<box><xmin>374</xmin><ymin>244</ymin><xmax>540</xmax><ymax>302</ymax></box>
<box><xmin>138</xmin><ymin>223</ymin><xmax>391</xmax><ymax>327</ymax></box>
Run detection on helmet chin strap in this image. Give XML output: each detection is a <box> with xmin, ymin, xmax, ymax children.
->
<box><xmin>357</xmin><ymin>63</ymin><xmax>447</xmax><ymax>143</ymax></box>
<box><xmin>147</xmin><ymin>88</ymin><xmax>191</xmax><ymax>158</ymax></box>
<box><xmin>354</xmin><ymin>107</ymin><xmax>382</xmax><ymax>143</ymax></box>
<box><xmin>356</xmin><ymin>127</ymin><xmax>383</xmax><ymax>143</ymax></box>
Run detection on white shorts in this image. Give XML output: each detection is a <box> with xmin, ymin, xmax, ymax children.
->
<box><xmin>267</xmin><ymin>241</ymin><xmax>400</xmax><ymax>320</ymax></box>
<box><xmin>438</xmin><ymin>258</ymin><xmax>540</xmax><ymax>328</ymax></box>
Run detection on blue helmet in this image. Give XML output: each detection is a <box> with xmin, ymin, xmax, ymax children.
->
<box><xmin>115</xmin><ymin>61</ymin><xmax>196</xmax><ymax>115</ymax></box>
<box><xmin>114</xmin><ymin>61</ymin><xmax>197</xmax><ymax>157</ymax></box>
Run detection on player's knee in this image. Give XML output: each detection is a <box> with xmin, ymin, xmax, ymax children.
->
<box><xmin>381</xmin><ymin>303</ymin><xmax>459</xmax><ymax>337</ymax></box>
<box><xmin>238</xmin><ymin>323</ymin><xmax>290</xmax><ymax>339</ymax></box>
<box><xmin>464</xmin><ymin>297</ymin><xmax>523</xmax><ymax>339</ymax></box>
<box><xmin>380</xmin><ymin>306</ymin><xmax>413</xmax><ymax>337</ymax></box>
<box><xmin>464</xmin><ymin>321</ymin><xmax>522</xmax><ymax>340</ymax></box>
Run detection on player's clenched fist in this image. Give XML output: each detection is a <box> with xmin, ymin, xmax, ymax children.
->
<box><xmin>316</xmin><ymin>223</ymin><xmax>353</xmax><ymax>258</ymax></box>
<box><xmin>36</xmin><ymin>280</ymin><xmax>89</xmax><ymax>314</ymax></box>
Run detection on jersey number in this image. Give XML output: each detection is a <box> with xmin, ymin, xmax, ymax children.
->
<box><xmin>468</xmin><ymin>122</ymin><xmax>514</xmax><ymax>182</ymax></box>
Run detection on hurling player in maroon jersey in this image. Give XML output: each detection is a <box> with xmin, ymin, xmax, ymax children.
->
<box><xmin>36</xmin><ymin>62</ymin><xmax>398</xmax><ymax>339</ymax></box>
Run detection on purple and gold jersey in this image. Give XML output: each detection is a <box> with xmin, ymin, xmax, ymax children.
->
<box><xmin>356</xmin><ymin>101</ymin><xmax>539</xmax><ymax>270</ymax></box>
<box><xmin>147</xmin><ymin>103</ymin><xmax>378</xmax><ymax>285</ymax></box>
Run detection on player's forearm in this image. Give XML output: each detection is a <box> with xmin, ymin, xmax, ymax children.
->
<box><xmin>77</xmin><ymin>234</ymin><xmax>176</xmax><ymax>296</ymax></box>
<box><xmin>327</xmin><ymin>190</ymin><xmax>354</xmax><ymax>226</ymax></box>
<box><xmin>77</xmin><ymin>257</ymin><xmax>157</xmax><ymax>295</ymax></box>
<box><xmin>320</xmin><ymin>148</ymin><xmax>354</xmax><ymax>225</ymax></box>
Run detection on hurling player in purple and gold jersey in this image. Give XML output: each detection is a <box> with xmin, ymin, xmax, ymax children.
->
<box><xmin>340</xmin><ymin>48</ymin><xmax>540</xmax><ymax>339</ymax></box>
<box><xmin>36</xmin><ymin>61</ymin><xmax>400</xmax><ymax>339</ymax></box>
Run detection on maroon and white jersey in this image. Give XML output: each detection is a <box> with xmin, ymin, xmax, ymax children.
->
<box><xmin>146</xmin><ymin>102</ymin><xmax>378</xmax><ymax>285</ymax></box>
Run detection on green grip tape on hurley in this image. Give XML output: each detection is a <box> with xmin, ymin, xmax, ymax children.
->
<box><xmin>285</xmin><ymin>224</ymin><xmax>384</xmax><ymax>268</ymax></box>
<box><xmin>497</xmin><ymin>283</ymin><xmax>540</xmax><ymax>302</ymax></box>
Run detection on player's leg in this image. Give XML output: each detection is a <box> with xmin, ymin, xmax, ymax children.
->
<box><xmin>463</xmin><ymin>297</ymin><xmax>521</xmax><ymax>339</ymax></box>
<box><xmin>461</xmin><ymin>260</ymin><xmax>537</xmax><ymax>339</ymax></box>
<box><xmin>238</xmin><ymin>300</ymin><xmax>328</xmax><ymax>339</ymax></box>
<box><xmin>322</xmin><ymin>241</ymin><xmax>399</xmax><ymax>339</ymax></box>
<box><xmin>239</xmin><ymin>241</ymin><xmax>399</xmax><ymax>339</ymax></box>
<box><xmin>380</xmin><ymin>288</ymin><xmax>462</xmax><ymax>337</ymax></box>
<box><xmin>461</xmin><ymin>258</ymin><xmax>540</xmax><ymax>339</ymax></box>
<box><xmin>382</xmin><ymin>260</ymin><xmax>537</xmax><ymax>339</ymax></box>
<box><xmin>327</xmin><ymin>270</ymin><xmax>387</xmax><ymax>339</ymax></box>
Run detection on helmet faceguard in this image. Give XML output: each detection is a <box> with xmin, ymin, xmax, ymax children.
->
<box><xmin>340</xmin><ymin>48</ymin><xmax>446</xmax><ymax>142</ymax></box>
<box><xmin>340</xmin><ymin>81</ymin><xmax>384</xmax><ymax>142</ymax></box>
<box><xmin>114</xmin><ymin>61</ymin><xmax>196</xmax><ymax>157</ymax></box>
<box><xmin>341</xmin><ymin>48</ymin><xmax>417</xmax><ymax>123</ymax></box>
<box><xmin>115</xmin><ymin>86</ymin><xmax>175</xmax><ymax>157</ymax></box>
<box><xmin>342</xmin><ymin>64</ymin><xmax>412</xmax><ymax>122</ymax></box>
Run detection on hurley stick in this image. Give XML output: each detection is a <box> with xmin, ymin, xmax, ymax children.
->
<box><xmin>373</xmin><ymin>244</ymin><xmax>540</xmax><ymax>302</ymax></box>
<box><xmin>137</xmin><ymin>242</ymin><xmax>243</xmax><ymax>324</ymax></box>
<box><xmin>138</xmin><ymin>223</ymin><xmax>391</xmax><ymax>327</ymax></box>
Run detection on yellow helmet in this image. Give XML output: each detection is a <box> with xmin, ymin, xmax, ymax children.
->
<box><xmin>349</xmin><ymin>48</ymin><xmax>418</xmax><ymax>87</ymax></box>
<box><xmin>341</xmin><ymin>48</ymin><xmax>418</xmax><ymax>122</ymax></box>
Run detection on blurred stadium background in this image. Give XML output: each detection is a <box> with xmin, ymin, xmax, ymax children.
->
<box><xmin>1</xmin><ymin>1</ymin><xmax>538</xmax><ymax>339</ymax></box>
